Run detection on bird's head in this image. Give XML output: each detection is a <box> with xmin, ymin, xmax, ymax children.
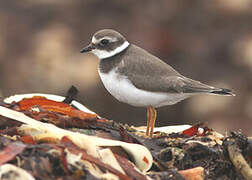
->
<box><xmin>80</xmin><ymin>29</ymin><xmax>130</xmax><ymax>59</ymax></box>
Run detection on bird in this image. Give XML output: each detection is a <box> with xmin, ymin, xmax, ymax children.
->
<box><xmin>80</xmin><ymin>29</ymin><xmax>235</xmax><ymax>137</ymax></box>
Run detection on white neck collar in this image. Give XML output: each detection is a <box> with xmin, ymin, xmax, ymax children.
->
<box><xmin>91</xmin><ymin>41</ymin><xmax>130</xmax><ymax>59</ymax></box>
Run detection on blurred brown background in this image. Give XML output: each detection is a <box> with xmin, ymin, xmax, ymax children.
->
<box><xmin>0</xmin><ymin>1</ymin><xmax>251</xmax><ymax>135</ymax></box>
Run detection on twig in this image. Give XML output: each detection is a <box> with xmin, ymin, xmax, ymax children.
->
<box><xmin>227</xmin><ymin>139</ymin><xmax>252</xmax><ymax>180</ymax></box>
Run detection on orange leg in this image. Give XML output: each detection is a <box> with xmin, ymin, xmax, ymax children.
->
<box><xmin>146</xmin><ymin>106</ymin><xmax>152</xmax><ymax>136</ymax></box>
<box><xmin>150</xmin><ymin>107</ymin><xmax>157</xmax><ymax>137</ymax></box>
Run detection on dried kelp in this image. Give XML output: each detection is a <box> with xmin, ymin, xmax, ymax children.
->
<box><xmin>0</xmin><ymin>90</ymin><xmax>251</xmax><ymax>180</ymax></box>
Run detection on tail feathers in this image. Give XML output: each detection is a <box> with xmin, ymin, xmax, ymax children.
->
<box><xmin>210</xmin><ymin>88</ymin><xmax>235</xmax><ymax>96</ymax></box>
<box><xmin>180</xmin><ymin>77</ymin><xmax>235</xmax><ymax>96</ymax></box>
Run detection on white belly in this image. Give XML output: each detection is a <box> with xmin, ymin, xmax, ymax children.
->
<box><xmin>98</xmin><ymin>68</ymin><xmax>190</xmax><ymax>108</ymax></box>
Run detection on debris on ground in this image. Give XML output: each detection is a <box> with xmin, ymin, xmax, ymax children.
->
<box><xmin>0</xmin><ymin>88</ymin><xmax>251</xmax><ymax>179</ymax></box>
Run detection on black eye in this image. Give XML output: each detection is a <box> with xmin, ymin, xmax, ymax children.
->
<box><xmin>100</xmin><ymin>39</ymin><xmax>109</xmax><ymax>45</ymax></box>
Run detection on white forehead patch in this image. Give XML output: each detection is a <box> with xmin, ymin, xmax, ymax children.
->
<box><xmin>92</xmin><ymin>36</ymin><xmax>98</xmax><ymax>44</ymax></box>
<box><xmin>91</xmin><ymin>41</ymin><xmax>130</xmax><ymax>59</ymax></box>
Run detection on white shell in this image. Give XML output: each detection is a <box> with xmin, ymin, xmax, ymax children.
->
<box><xmin>1</xmin><ymin>95</ymin><xmax>153</xmax><ymax>172</ymax></box>
<box><xmin>0</xmin><ymin>164</ymin><xmax>35</xmax><ymax>180</ymax></box>
<box><xmin>4</xmin><ymin>93</ymin><xmax>96</xmax><ymax>115</ymax></box>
